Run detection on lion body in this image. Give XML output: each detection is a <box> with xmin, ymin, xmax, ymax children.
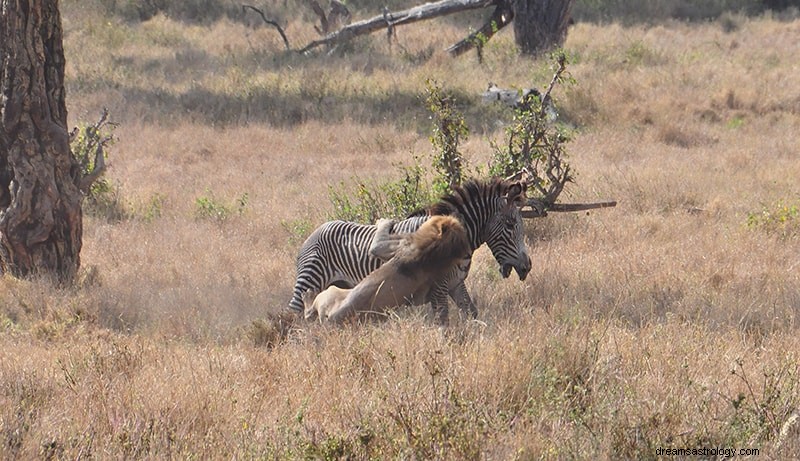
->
<box><xmin>307</xmin><ymin>215</ymin><xmax>471</xmax><ymax>324</ymax></box>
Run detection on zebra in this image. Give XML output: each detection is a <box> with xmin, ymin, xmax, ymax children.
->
<box><xmin>288</xmin><ymin>178</ymin><xmax>533</xmax><ymax>325</ymax></box>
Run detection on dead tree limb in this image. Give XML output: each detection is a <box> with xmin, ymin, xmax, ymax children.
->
<box><xmin>298</xmin><ymin>0</ymin><xmax>497</xmax><ymax>54</ymax></box>
<box><xmin>548</xmin><ymin>201</ymin><xmax>617</xmax><ymax>212</ymax></box>
<box><xmin>519</xmin><ymin>200</ymin><xmax>617</xmax><ymax>218</ymax></box>
<box><xmin>446</xmin><ymin>0</ymin><xmax>513</xmax><ymax>58</ymax></box>
<box><xmin>306</xmin><ymin>0</ymin><xmax>330</xmax><ymax>34</ymax></box>
<box><xmin>242</xmin><ymin>4</ymin><xmax>291</xmax><ymax>51</ymax></box>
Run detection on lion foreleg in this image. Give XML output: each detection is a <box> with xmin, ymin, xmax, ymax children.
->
<box><xmin>301</xmin><ymin>289</ymin><xmax>321</xmax><ymax>320</ymax></box>
<box><xmin>369</xmin><ymin>218</ymin><xmax>403</xmax><ymax>261</ymax></box>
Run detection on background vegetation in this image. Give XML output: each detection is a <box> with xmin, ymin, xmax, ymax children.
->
<box><xmin>1</xmin><ymin>0</ymin><xmax>799</xmax><ymax>458</ymax></box>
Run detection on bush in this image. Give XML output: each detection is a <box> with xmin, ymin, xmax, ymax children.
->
<box><xmin>328</xmin><ymin>162</ymin><xmax>434</xmax><ymax>223</ymax></box>
<box><xmin>425</xmin><ymin>80</ymin><xmax>468</xmax><ymax>197</ymax></box>
<box><xmin>327</xmin><ymin>53</ymin><xmax>577</xmax><ymax>221</ymax></box>
<box><xmin>71</xmin><ymin>110</ymin><xmax>129</xmax><ymax>222</ymax></box>
<box><xmin>747</xmin><ymin>200</ymin><xmax>800</xmax><ymax>238</ymax></box>
<box><xmin>488</xmin><ymin>51</ymin><xmax>574</xmax><ymax>204</ymax></box>
<box><xmin>195</xmin><ymin>190</ymin><xmax>249</xmax><ymax>222</ymax></box>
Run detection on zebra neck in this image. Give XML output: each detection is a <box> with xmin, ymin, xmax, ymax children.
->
<box><xmin>445</xmin><ymin>211</ymin><xmax>484</xmax><ymax>253</ymax></box>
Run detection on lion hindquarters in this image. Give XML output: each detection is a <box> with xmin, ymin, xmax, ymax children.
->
<box><xmin>326</xmin><ymin>216</ymin><xmax>470</xmax><ymax>324</ymax></box>
<box><xmin>302</xmin><ymin>286</ymin><xmax>350</xmax><ymax>322</ymax></box>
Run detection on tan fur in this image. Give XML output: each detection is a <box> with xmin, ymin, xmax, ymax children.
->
<box><xmin>320</xmin><ymin>215</ymin><xmax>471</xmax><ymax>324</ymax></box>
<box><xmin>302</xmin><ymin>286</ymin><xmax>349</xmax><ymax>322</ymax></box>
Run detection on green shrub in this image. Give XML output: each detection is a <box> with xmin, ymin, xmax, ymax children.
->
<box><xmin>747</xmin><ymin>200</ymin><xmax>800</xmax><ymax>237</ymax></box>
<box><xmin>195</xmin><ymin>190</ymin><xmax>248</xmax><ymax>222</ymax></box>
<box><xmin>425</xmin><ymin>80</ymin><xmax>468</xmax><ymax>197</ymax></box>
<box><xmin>71</xmin><ymin>110</ymin><xmax>129</xmax><ymax>222</ymax></box>
<box><xmin>488</xmin><ymin>52</ymin><xmax>574</xmax><ymax>204</ymax></box>
<box><xmin>328</xmin><ymin>53</ymin><xmax>577</xmax><ymax>221</ymax></box>
<box><xmin>328</xmin><ymin>161</ymin><xmax>434</xmax><ymax>223</ymax></box>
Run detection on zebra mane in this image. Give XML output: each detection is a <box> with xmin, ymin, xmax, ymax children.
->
<box><xmin>408</xmin><ymin>178</ymin><xmax>512</xmax><ymax>218</ymax></box>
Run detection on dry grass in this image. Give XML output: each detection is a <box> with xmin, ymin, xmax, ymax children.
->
<box><xmin>2</xmin><ymin>3</ymin><xmax>800</xmax><ymax>459</ymax></box>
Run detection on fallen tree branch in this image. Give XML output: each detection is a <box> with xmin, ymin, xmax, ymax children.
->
<box><xmin>298</xmin><ymin>0</ymin><xmax>497</xmax><ymax>54</ymax></box>
<box><xmin>520</xmin><ymin>200</ymin><xmax>617</xmax><ymax>218</ymax></box>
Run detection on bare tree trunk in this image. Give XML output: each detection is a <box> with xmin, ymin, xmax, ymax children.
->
<box><xmin>512</xmin><ymin>0</ymin><xmax>573</xmax><ymax>56</ymax></box>
<box><xmin>0</xmin><ymin>0</ymin><xmax>83</xmax><ymax>281</ymax></box>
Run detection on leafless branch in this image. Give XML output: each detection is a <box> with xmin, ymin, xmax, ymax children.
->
<box><xmin>536</xmin><ymin>52</ymin><xmax>567</xmax><ymax>118</ymax></box>
<box><xmin>79</xmin><ymin>142</ymin><xmax>108</xmax><ymax>194</ymax></box>
<box><xmin>242</xmin><ymin>4</ymin><xmax>291</xmax><ymax>51</ymax></box>
<box><xmin>446</xmin><ymin>0</ymin><xmax>513</xmax><ymax>59</ymax></box>
<box><xmin>306</xmin><ymin>0</ymin><xmax>329</xmax><ymax>34</ymax></box>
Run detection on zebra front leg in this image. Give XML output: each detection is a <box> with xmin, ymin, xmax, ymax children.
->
<box><xmin>450</xmin><ymin>280</ymin><xmax>478</xmax><ymax>319</ymax></box>
<box><xmin>429</xmin><ymin>281</ymin><xmax>452</xmax><ymax>327</ymax></box>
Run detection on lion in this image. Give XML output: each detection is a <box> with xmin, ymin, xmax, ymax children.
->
<box><xmin>304</xmin><ymin>215</ymin><xmax>471</xmax><ymax>324</ymax></box>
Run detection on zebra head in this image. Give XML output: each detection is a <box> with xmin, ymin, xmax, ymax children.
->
<box><xmin>428</xmin><ymin>179</ymin><xmax>532</xmax><ymax>281</ymax></box>
<box><xmin>482</xmin><ymin>181</ymin><xmax>532</xmax><ymax>281</ymax></box>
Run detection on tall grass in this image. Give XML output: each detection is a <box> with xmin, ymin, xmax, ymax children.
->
<box><xmin>1</xmin><ymin>3</ymin><xmax>799</xmax><ymax>459</ymax></box>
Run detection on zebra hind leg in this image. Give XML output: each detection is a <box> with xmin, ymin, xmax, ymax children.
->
<box><xmin>288</xmin><ymin>264</ymin><xmax>328</xmax><ymax>316</ymax></box>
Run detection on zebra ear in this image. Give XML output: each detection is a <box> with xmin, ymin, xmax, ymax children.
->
<box><xmin>504</xmin><ymin>182</ymin><xmax>527</xmax><ymax>208</ymax></box>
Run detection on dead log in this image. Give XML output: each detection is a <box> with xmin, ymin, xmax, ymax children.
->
<box><xmin>298</xmin><ymin>0</ymin><xmax>497</xmax><ymax>54</ymax></box>
<box><xmin>520</xmin><ymin>200</ymin><xmax>617</xmax><ymax>218</ymax></box>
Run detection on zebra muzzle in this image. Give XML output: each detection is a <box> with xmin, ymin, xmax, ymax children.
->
<box><xmin>502</xmin><ymin>257</ymin><xmax>531</xmax><ymax>281</ymax></box>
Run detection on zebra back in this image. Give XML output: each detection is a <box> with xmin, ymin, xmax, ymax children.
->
<box><xmin>289</xmin><ymin>216</ymin><xmax>429</xmax><ymax>313</ymax></box>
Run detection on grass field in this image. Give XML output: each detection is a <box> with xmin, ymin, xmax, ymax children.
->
<box><xmin>1</xmin><ymin>2</ymin><xmax>799</xmax><ymax>459</ymax></box>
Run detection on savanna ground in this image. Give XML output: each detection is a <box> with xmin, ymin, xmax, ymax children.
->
<box><xmin>2</xmin><ymin>0</ymin><xmax>800</xmax><ymax>459</ymax></box>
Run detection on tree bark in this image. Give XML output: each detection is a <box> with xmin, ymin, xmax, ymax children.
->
<box><xmin>0</xmin><ymin>0</ymin><xmax>83</xmax><ymax>281</ymax></box>
<box><xmin>512</xmin><ymin>0</ymin><xmax>573</xmax><ymax>56</ymax></box>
